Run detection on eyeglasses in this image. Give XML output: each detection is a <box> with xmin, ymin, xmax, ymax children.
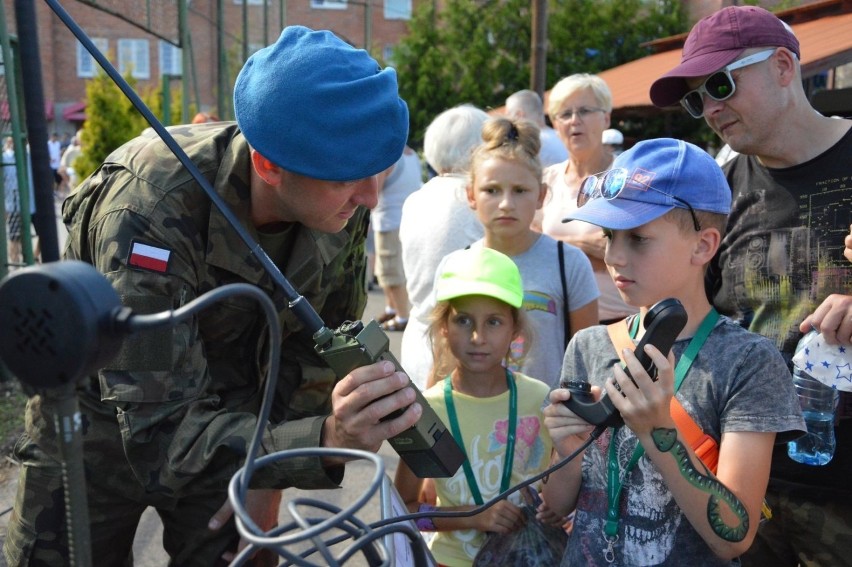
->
<box><xmin>680</xmin><ymin>49</ymin><xmax>776</xmax><ymax>119</ymax></box>
<box><xmin>554</xmin><ymin>106</ymin><xmax>605</xmax><ymax>122</ymax></box>
<box><xmin>577</xmin><ymin>168</ymin><xmax>702</xmax><ymax>231</ymax></box>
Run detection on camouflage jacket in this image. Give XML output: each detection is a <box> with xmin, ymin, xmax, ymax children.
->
<box><xmin>46</xmin><ymin>123</ymin><xmax>368</xmax><ymax>495</ymax></box>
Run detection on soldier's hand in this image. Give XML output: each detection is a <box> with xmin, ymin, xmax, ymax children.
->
<box><xmin>322</xmin><ymin>360</ymin><xmax>422</xmax><ymax>459</ymax></box>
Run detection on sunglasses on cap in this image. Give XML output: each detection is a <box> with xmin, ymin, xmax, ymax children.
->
<box><xmin>577</xmin><ymin>168</ymin><xmax>702</xmax><ymax>231</ymax></box>
<box><xmin>680</xmin><ymin>49</ymin><xmax>776</xmax><ymax>119</ymax></box>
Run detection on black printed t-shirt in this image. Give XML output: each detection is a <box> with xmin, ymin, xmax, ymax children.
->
<box><xmin>708</xmin><ymin>126</ymin><xmax>852</xmax><ymax>493</ymax></box>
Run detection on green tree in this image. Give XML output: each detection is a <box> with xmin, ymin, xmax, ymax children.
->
<box><xmin>393</xmin><ymin>0</ymin><xmax>531</xmax><ymax>148</ymax></box>
<box><xmin>75</xmin><ymin>71</ymin><xmax>194</xmax><ymax>181</ymax></box>
<box><xmin>390</xmin><ymin>3</ymin><xmax>454</xmax><ymax>149</ymax></box>
<box><xmin>141</xmin><ymin>78</ymin><xmax>195</xmax><ymax>127</ymax></box>
<box><xmin>548</xmin><ymin>0</ymin><xmax>685</xmax><ymax>80</ymax></box>
<box><xmin>393</xmin><ymin>0</ymin><xmax>688</xmax><ymax>148</ymax></box>
<box><xmin>74</xmin><ymin>69</ymin><xmax>145</xmax><ymax>180</ymax></box>
<box><xmin>547</xmin><ymin>0</ymin><xmax>713</xmax><ymax>147</ymax></box>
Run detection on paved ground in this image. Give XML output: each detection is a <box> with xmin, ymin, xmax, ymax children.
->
<box><xmin>0</xmin><ymin>287</ymin><xmax>422</xmax><ymax>566</ymax></box>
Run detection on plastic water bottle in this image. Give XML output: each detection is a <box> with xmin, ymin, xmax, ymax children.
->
<box><xmin>787</xmin><ymin>331</ymin><xmax>839</xmax><ymax>466</ymax></box>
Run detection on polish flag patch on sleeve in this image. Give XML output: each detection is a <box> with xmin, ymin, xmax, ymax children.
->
<box><xmin>128</xmin><ymin>240</ymin><xmax>172</xmax><ymax>273</ymax></box>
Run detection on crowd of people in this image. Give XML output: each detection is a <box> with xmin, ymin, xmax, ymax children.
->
<box><xmin>3</xmin><ymin>130</ymin><xmax>81</xmax><ymax>267</ymax></box>
<box><xmin>2</xmin><ymin>135</ymin><xmax>26</xmax><ymax>267</ymax></box>
<box><xmin>2</xmin><ymin>5</ymin><xmax>851</xmax><ymax>567</ymax></box>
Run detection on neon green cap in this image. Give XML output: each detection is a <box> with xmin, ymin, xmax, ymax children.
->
<box><xmin>436</xmin><ymin>247</ymin><xmax>523</xmax><ymax>308</ymax></box>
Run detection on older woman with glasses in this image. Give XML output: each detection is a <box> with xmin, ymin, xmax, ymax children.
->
<box><xmin>534</xmin><ymin>73</ymin><xmax>636</xmax><ymax>324</ymax></box>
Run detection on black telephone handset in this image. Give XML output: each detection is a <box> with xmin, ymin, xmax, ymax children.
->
<box><xmin>561</xmin><ymin>298</ymin><xmax>688</xmax><ymax>428</ymax></box>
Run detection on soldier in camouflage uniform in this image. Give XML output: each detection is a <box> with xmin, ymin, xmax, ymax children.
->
<box><xmin>3</xmin><ymin>26</ymin><xmax>416</xmax><ymax>566</ymax></box>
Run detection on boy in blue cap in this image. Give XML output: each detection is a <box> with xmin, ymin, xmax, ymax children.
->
<box><xmin>541</xmin><ymin>138</ymin><xmax>804</xmax><ymax>565</ymax></box>
<box><xmin>5</xmin><ymin>26</ymin><xmax>414</xmax><ymax>565</ymax></box>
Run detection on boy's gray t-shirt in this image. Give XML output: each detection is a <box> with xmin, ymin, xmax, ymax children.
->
<box><xmin>558</xmin><ymin>316</ymin><xmax>805</xmax><ymax>567</ymax></box>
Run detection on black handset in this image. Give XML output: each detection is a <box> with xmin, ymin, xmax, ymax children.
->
<box><xmin>625</xmin><ymin>298</ymin><xmax>689</xmax><ymax>383</ymax></box>
<box><xmin>561</xmin><ymin>298</ymin><xmax>688</xmax><ymax>428</ymax></box>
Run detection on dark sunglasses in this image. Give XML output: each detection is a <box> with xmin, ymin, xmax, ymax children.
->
<box><xmin>680</xmin><ymin>49</ymin><xmax>776</xmax><ymax>119</ymax></box>
<box><xmin>578</xmin><ymin>168</ymin><xmax>702</xmax><ymax>231</ymax></box>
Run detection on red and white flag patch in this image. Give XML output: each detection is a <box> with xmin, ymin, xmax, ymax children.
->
<box><xmin>128</xmin><ymin>241</ymin><xmax>171</xmax><ymax>273</ymax></box>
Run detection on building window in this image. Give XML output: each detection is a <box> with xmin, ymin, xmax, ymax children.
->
<box><xmin>382</xmin><ymin>45</ymin><xmax>395</xmax><ymax>65</ymax></box>
<box><xmin>77</xmin><ymin>38</ymin><xmax>109</xmax><ymax>78</ymax></box>
<box><xmin>311</xmin><ymin>0</ymin><xmax>347</xmax><ymax>10</ymax></box>
<box><xmin>384</xmin><ymin>0</ymin><xmax>411</xmax><ymax>20</ymax></box>
<box><xmin>837</xmin><ymin>61</ymin><xmax>852</xmax><ymax>88</ymax></box>
<box><xmin>118</xmin><ymin>39</ymin><xmax>150</xmax><ymax>79</ymax></box>
<box><xmin>233</xmin><ymin>0</ymin><xmax>264</xmax><ymax>4</ymax></box>
<box><xmin>159</xmin><ymin>41</ymin><xmax>182</xmax><ymax>77</ymax></box>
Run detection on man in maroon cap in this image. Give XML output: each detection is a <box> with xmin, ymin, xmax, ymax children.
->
<box><xmin>650</xmin><ymin>5</ymin><xmax>852</xmax><ymax>567</ymax></box>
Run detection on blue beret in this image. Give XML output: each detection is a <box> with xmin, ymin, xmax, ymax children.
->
<box><xmin>234</xmin><ymin>26</ymin><xmax>409</xmax><ymax>182</ymax></box>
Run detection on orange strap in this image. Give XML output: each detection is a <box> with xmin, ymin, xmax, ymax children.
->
<box><xmin>607</xmin><ymin>320</ymin><xmax>719</xmax><ymax>474</ymax></box>
<box><xmin>670</xmin><ymin>400</ymin><xmax>719</xmax><ymax>474</ymax></box>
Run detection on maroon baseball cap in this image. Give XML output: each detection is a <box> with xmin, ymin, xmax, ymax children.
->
<box><xmin>650</xmin><ymin>6</ymin><xmax>800</xmax><ymax>108</ymax></box>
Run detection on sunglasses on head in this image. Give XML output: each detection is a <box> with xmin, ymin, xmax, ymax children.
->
<box><xmin>577</xmin><ymin>168</ymin><xmax>702</xmax><ymax>231</ymax></box>
<box><xmin>680</xmin><ymin>49</ymin><xmax>776</xmax><ymax>119</ymax></box>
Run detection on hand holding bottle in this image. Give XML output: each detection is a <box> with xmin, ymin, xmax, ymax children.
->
<box><xmin>788</xmin><ymin>330</ymin><xmax>840</xmax><ymax>466</ymax></box>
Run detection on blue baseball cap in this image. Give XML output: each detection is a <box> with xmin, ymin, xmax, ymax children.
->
<box><xmin>563</xmin><ymin>138</ymin><xmax>731</xmax><ymax>230</ymax></box>
<box><xmin>234</xmin><ymin>26</ymin><xmax>409</xmax><ymax>182</ymax></box>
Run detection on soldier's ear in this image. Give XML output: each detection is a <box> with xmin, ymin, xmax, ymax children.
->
<box><xmin>250</xmin><ymin>150</ymin><xmax>284</xmax><ymax>186</ymax></box>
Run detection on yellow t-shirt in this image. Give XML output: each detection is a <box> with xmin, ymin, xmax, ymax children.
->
<box><xmin>424</xmin><ymin>372</ymin><xmax>553</xmax><ymax>566</ymax></box>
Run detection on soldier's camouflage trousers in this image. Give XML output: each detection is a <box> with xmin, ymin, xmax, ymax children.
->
<box><xmin>2</xmin><ymin>396</ymin><xmax>241</xmax><ymax>567</ymax></box>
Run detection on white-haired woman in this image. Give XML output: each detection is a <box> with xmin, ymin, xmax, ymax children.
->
<box><xmin>535</xmin><ymin>73</ymin><xmax>636</xmax><ymax>323</ymax></box>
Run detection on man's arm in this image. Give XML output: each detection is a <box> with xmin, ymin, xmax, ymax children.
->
<box><xmin>799</xmin><ymin>294</ymin><xmax>852</xmax><ymax>347</ymax></box>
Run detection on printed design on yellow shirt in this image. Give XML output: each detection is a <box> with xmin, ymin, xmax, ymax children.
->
<box><xmin>490</xmin><ymin>415</ymin><xmax>547</xmax><ymax>472</ymax></box>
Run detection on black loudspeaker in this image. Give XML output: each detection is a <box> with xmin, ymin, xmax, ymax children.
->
<box><xmin>0</xmin><ymin>261</ymin><xmax>125</xmax><ymax>390</ymax></box>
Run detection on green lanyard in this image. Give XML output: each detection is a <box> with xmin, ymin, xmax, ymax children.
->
<box><xmin>603</xmin><ymin>308</ymin><xmax>719</xmax><ymax>560</ymax></box>
<box><xmin>443</xmin><ymin>369</ymin><xmax>517</xmax><ymax>506</ymax></box>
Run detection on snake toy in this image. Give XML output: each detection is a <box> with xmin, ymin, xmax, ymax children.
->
<box><xmin>651</xmin><ymin>427</ymin><xmax>749</xmax><ymax>542</ymax></box>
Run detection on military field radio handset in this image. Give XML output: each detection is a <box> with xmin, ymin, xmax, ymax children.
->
<box><xmin>561</xmin><ymin>298</ymin><xmax>688</xmax><ymax>429</ymax></box>
<box><xmin>316</xmin><ymin>321</ymin><xmax>465</xmax><ymax>477</ymax></box>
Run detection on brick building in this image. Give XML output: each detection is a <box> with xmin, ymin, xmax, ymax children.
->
<box><xmin>2</xmin><ymin>0</ymin><xmax>838</xmax><ymax>137</ymax></box>
<box><xmin>3</xmin><ymin>0</ymin><xmax>419</xmax><ymax>135</ymax></box>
